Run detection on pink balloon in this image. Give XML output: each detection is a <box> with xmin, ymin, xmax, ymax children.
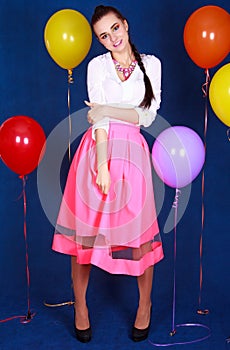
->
<box><xmin>152</xmin><ymin>126</ymin><xmax>205</xmax><ymax>188</ymax></box>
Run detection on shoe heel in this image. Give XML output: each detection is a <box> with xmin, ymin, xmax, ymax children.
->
<box><xmin>74</xmin><ymin>307</ymin><xmax>92</xmax><ymax>343</ymax></box>
<box><xmin>131</xmin><ymin>306</ymin><xmax>152</xmax><ymax>342</ymax></box>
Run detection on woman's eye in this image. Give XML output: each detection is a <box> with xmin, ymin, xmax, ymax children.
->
<box><xmin>113</xmin><ymin>24</ymin><xmax>120</xmax><ymax>32</ymax></box>
<box><xmin>101</xmin><ymin>34</ymin><xmax>108</xmax><ymax>40</ymax></box>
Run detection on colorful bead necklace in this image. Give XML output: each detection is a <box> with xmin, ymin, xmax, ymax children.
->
<box><xmin>113</xmin><ymin>59</ymin><xmax>137</xmax><ymax>80</ymax></box>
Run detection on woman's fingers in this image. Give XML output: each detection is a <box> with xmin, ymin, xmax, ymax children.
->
<box><xmin>96</xmin><ymin>179</ymin><xmax>111</xmax><ymax>194</ymax></box>
<box><xmin>102</xmin><ymin>183</ymin><xmax>110</xmax><ymax>194</ymax></box>
<box><xmin>87</xmin><ymin>108</ymin><xmax>95</xmax><ymax>123</ymax></box>
<box><xmin>84</xmin><ymin>100</ymin><xmax>94</xmax><ymax>108</ymax></box>
<box><xmin>85</xmin><ymin>101</ymin><xmax>97</xmax><ymax>123</ymax></box>
<box><xmin>88</xmin><ymin>113</ymin><xmax>94</xmax><ymax>123</ymax></box>
<box><xmin>85</xmin><ymin>102</ymin><xmax>104</xmax><ymax>124</ymax></box>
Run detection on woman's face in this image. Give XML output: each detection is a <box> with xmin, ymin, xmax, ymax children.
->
<box><xmin>93</xmin><ymin>12</ymin><xmax>129</xmax><ymax>53</ymax></box>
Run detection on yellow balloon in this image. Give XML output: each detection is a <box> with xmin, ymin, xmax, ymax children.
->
<box><xmin>209</xmin><ymin>63</ymin><xmax>230</xmax><ymax>127</ymax></box>
<box><xmin>44</xmin><ymin>9</ymin><xmax>92</xmax><ymax>70</ymax></box>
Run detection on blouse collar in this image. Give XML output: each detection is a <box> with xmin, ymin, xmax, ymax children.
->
<box><xmin>106</xmin><ymin>52</ymin><xmax>139</xmax><ymax>83</ymax></box>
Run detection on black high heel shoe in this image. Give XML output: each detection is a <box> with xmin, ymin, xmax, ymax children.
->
<box><xmin>74</xmin><ymin>308</ymin><xmax>92</xmax><ymax>343</ymax></box>
<box><xmin>74</xmin><ymin>325</ymin><xmax>92</xmax><ymax>343</ymax></box>
<box><xmin>131</xmin><ymin>306</ymin><xmax>152</xmax><ymax>342</ymax></box>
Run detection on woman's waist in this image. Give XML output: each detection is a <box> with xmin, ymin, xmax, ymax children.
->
<box><xmin>109</xmin><ymin>119</ymin><xmax>140</xmax><ymax>134</ymax></box>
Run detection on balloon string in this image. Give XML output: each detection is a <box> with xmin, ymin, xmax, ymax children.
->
<box><xmin>44</xmin><ymin>283</ymin><xmax>74</xmax><ymax>308</ymax></box>
<box><xmin>227</xmin><ymin>128</ymin><xmax>230</xmax><ymax>141</ymax></box>
<box><xmin>149</xmin><ymin>189</ymin><xmax>211</xmax><ymax>347</ymax></box>
<box><xmin>202</xmin><ymin>69</ymin><xmax>210</xmax><ymax>144</ymax></box>
<box><xmin>149</xmin><ymin>323</ymin><xmax>211</xmax><ymax>347</ymax></box>
<box><xmin>197</xmin><ymin>171</ymin><xmax>209</xmax><ymax>315</ymax></box>
<box><xmin>44</xmin><ymin>301</ymin><xmax>74</xmax><ymax>307</ymax></box>
<box><xmin>68</xmin><ymin>69</ymin><xmax>74</xmax><ymax>162</ymax></box>
<box><xmin>0</xmin><ymin>313</ymin><xmax>35</xmax><ymax>324</ymax></box>
<box><xmin>0</xmin><ymin>176</ymin><xmax>34</xmax><ymax>324</ymax></box>
<box><xmin>202</xmin><ymin>69</ymin><xmax>210</xmax><ymax>99</ymax></box>
<box><xmin>197</xmin><ymin>69</ymin><xmax>210</xmax><ymax>315</ymax></box>
<box><xmin>20</xmin><ymin>175</ymin><xmax>34</xmax><ymax>322</ymax></box>
<box><xmin>172</xmin><ymin>188</ymin><xmax>181</xmax><ymax>210</ymax></box>
<box><xmin>170</xmin><ymin>188</ymin><xmax>181</xmax><ymax>335</ymax></box>
<box><xmin>44</xmin><ymin>82</ymin><xmax>74</xmax><ymax>309</ymax></box>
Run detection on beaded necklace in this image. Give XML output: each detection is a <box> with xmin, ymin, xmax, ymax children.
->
<box><xmin>113</xmin><ymin>59</ymin><xmax>137</xmax><ymax>80</ymax></box>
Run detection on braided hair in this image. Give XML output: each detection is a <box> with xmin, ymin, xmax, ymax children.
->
<box><xmin>91</xmin><ymin>5</ymin><xmax>155</xmax><ymax>109</ymax></box>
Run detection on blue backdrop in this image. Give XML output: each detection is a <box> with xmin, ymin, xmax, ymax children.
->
<box><xmin>0</xmin><ymin>1</ymin><xmax>229</xmax><ymax>349</ymax></box>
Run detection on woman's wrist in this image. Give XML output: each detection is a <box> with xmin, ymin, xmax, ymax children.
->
<box><xmin>101</xmin><ymin>105</ymin><xmax>139</xmax><ymax>124</ymax></box>
<box><xmin>98</xmin><ymin>161</ymin><xmax>109</xmax><ymax>170</ymax></box>
<box><xmin>101</xmin><ymin>105</ymin><xmax>109</xmax><ymax>118</ymax></box>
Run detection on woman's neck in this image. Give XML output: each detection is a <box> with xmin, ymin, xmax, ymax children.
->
<box><xmin>111</xmin><ymin>46</ymin><xmax>134</xmax><ymax>67</ymax></box>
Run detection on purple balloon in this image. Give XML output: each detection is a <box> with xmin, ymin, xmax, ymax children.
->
<box><xmin>152</xmin><ymin>126</ymin><xmax>205</xmax><ymax>188</ymax></box>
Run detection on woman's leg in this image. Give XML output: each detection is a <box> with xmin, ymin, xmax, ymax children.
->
<box><xmin>71</xmin><ymin>257</ymin><xmax>91</xmax><ymax>330</ymax></box>
<box><xmin>135</xmin><ymin>266</ymin><xmax>153</xmax><ymax>329</ymax></box>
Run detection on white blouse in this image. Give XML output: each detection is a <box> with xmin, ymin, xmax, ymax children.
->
<box><xmin>87</xmin><ymin>52</ymin><xmax>162</xmax><ymax>138</ymax></box>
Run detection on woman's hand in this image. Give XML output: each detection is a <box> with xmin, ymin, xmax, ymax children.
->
<box><xmin>85</xmin><ymin>100</ymin><xmax>106</xmax><ymax>124</ymax></box>
<box><xmin>96</xmin><ymin>163</ymin><xmax>111</xmax><ymax>195</ymax></box>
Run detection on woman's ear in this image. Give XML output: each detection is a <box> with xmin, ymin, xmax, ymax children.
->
<box><xmin>124</xmin><ymin>19</ymin><xmax>129</xmax><ymax>32</ymax></box>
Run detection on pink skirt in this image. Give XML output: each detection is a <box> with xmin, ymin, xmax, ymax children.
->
<box><xmin>52</xmin><ymin>122</ymin><xmax>163</xmax><ymax>276</ymax></box>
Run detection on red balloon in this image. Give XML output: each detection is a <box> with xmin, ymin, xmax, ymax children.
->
<box><xmin>0</xmin><ymin>116</ymin><xmax>46</xmax><ymax>176</ymax></box>
<box><xmin>184</xmin><ymin>5</ymin><xmax>230</xmax><ymax>69</ymax></box>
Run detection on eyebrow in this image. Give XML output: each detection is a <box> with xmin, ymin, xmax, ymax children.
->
<box><xmin>99</xmin><ymin>22</ymin><xmax>119</xmax><ymax>38</ymax></box>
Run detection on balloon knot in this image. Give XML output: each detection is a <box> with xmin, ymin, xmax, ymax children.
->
<box><xmin>68</xmin><ymin>69</ymin><xmax>74</xmax><ymax>84</ymax></box>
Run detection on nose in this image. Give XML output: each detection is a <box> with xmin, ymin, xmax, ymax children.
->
<box><xmin>110</xmin><ymin>33</ymin><xmax>117</xmax><ymax>43</ymax></box>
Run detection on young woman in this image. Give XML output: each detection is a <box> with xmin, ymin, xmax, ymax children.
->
<box><xmin>52</xmin><ymin>5</ymin><xmax>164</xmax><ymax>343</ymax></box>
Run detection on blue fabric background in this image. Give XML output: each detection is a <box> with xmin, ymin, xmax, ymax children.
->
<box><xmin>0</xmin><ymin>0</ymin><xmax>229</xmax><ymax>349</ymax></box>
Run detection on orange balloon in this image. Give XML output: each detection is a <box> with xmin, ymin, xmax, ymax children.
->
<box><xmin>184</xmin><ymin>5</ymin><xmax>230</xmax><ymax>69</ymax></box>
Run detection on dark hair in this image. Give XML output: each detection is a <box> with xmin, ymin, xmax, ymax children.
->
<box><xmin>91</xmin><ymin>5</ymin><xmax>155</xmax><ymax>109</ymax></box>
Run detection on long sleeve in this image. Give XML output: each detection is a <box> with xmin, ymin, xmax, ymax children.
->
<box><xmin>135</xmin><ymin>55</ymin><xmax>162</xmax><ymax>127</ymax></box>
<box><xmin>87</xmin><ymin>57</ymin><xmax>110</xmax><ymax>139</ymax></box>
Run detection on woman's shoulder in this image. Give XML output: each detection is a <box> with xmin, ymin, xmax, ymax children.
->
<box><xmin>141</xmin><ymin>54</ymin><xmax>161</xmax><ymax>74</ymax></box>
<box><xmin>141</xmin><ymin>53</ymin><xmax>161</xmax><ymax>65</ymax></box>
<box><xmin>88</xmin><ymin>52</ymin><xmax>111</xmax><ymax>67</ymax></box>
